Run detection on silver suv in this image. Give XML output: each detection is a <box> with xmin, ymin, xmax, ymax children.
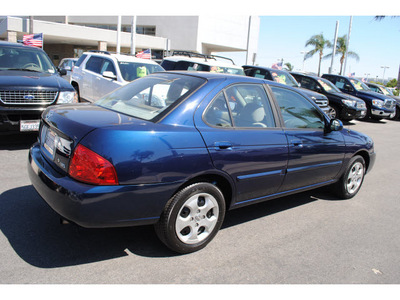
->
<box><xmin>71</xmin><ymin>51</ymin><xmax>164</xmax><ymax>102</ymax></box>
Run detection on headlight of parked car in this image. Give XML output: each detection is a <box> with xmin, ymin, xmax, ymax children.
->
<box><xmin>342</xmin><ymin>99</ymin><xmax>357</xmax><ymax>107</ymax></box>
<box><xmin>372</xmin><ymin>99</ymin><xmax>384</xmax><ymax>108</ymax></box>
<box><xmin>57</xmin><ymin>91</ymin><xmax>78</xmax><ymax>104</ymax></box>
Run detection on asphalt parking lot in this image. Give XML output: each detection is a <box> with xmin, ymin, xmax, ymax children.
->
<box><xmin>0</xmin><ymin>119</ymin><xmax>399</xmax><ymax>285</ymax></box>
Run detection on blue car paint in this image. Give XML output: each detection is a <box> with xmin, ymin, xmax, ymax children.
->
<box><xmin>28</xmin><ymin>72</ymin><xmax>376</xmax><ymax>228</ymax></box>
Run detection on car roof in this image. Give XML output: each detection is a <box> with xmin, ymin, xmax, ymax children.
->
<box><xmin>291</xmin><ymin>72</ymin><xmax>322</xmax><ymax>80</ymax></box>
<box><xmin>158</xmin><ymin>71</ymin><xmax>307</xmax><ymax>90</ymax></box>
<box><xmin>164</xmin><ymin>55</ymin><xmax>243</xmax><ymax>69</ymax></box>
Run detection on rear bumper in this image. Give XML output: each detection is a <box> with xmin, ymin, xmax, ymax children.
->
<box><xmin>28</xmin><ymin>143</ymin><xmax>181</xmax><ymax>228</ymax></box>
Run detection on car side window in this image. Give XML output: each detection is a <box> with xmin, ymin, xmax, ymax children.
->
<box><xmin>203</xmin><ymin>92</ymin><xmax>233</xmax><ymax>128</ymax></box>
<box><xmin>271</xmin><ymin>86</ymin><xmax>325</xmax><ymax>129</ymax></box>
<box><xmin>75</xmin><ymin>54</ymin><xmax>87</xmax><ymax>67</ymax></box>
<box><xmin>227</xmin><ymin>84</ymin><xmax>276</xmax><ymax>128</ymax></box>
<box><xmin>253</xmin><ymin>69</ymin><xmax>269</xmax><ymax>80</ymax></box>
<box><xmin>299</xmin><ymin>77</ymin><xmax>317</xmax><ymax>90</ymax></box>
<box><xmin>100</xmin><ymin>59</ymin><xmax>116</xmax><ymax>75</ymax></box>
<box><xmin>85</xmin><ymin>56</ymin><xmax>103</xmax><ymax>74</ymax></box>
<box><xmin>334</xmin><ymin>78</ymin><xmax>352</xmax><ymax>91</ymax></box>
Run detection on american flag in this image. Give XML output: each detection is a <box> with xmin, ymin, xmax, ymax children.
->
<box><xmin>271</xmin><ymin>61</ymin><xmax>282</xmax><ymax>70</ymax></box>
<box><xmin>136</xmin><ymin>49</ymin><xmax>151</xmax><ymax>59</ymax></box>
<box><xmin>23</xmin><ymin>33</ymin><xmax>43</xmax><ymax>48</ymax></box>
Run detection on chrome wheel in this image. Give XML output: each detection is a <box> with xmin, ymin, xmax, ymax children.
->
<box><xmin>328</xmin><ymin>106</ymin><xmax>337</xmax><ymax>119</ymax></box>
<box><xmin>346</xmin><ymin>161</ymin><xmax>364</xmax><ymax>195</ymax></box>
<box><xmin>175</xmin><ymin>192</ymin><xmax>219</xmax><ymax>244</ymax></box>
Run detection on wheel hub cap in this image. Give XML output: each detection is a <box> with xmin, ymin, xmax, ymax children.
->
<box><xmin>346</xmin><ymin>161</ymin><xmax>364</xmax><ymax>194</ymax></box>
<box><xmin>176</xmin><ymin>192</ymin><xmax>219</xmax><ymax>244</ymax></box>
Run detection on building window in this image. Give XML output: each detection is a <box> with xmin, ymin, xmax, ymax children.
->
<box><xmin>136</xmin><ymin>26</ymin><xmax>156</xmax><ymax>36</ymax></box>
<box><xmin>70</xmin><ymin>23</ymin><xmax>156</xmax><ymax>36</ymax></box>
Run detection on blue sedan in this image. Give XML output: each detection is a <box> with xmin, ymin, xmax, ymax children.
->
<box><xmin>28</xmin><ymin>71</ymin><xmax>376</xmax><ymax>253</ymax></box>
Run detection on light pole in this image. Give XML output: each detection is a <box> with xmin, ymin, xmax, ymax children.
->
<box><xmin>381</xmin><ymin>66</ymin><xmax>389</xmax><ymax>84</ymax></box>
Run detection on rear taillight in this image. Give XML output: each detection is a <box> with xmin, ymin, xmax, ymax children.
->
<box><xmin>69</xmin><ymin>144</ymin><xmax>118</xmax><ymax>185</ymax></box>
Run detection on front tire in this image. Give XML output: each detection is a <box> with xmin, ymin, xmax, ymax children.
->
<box><xmin>333</xmin><ymin>155</ymin><xmax>365</xmax><ymax>199</ymax></box>
<box><xmin>155</xmin><ymin>182</ymin><xmax>226</xmax><ymax>254</ymax></box>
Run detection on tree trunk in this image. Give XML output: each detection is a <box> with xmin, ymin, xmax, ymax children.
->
<box><xmin>318</xmin><ymin>52</ymin><xmax>323</xmax><ymax>76</ymax></box>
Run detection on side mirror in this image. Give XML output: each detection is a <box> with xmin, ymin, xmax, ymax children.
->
<box><xmin>102</xmin><ymin>71</ymin><xmax>117</xmax><ymax>80</ymax></box>
<box><xmin>59</xmin><ymin>68</ymin><xmax>67</xmax><ymax>76</ymax></box>
<box><xmin>328</xmin><ymin>118</ymin><xmax>343</xmax><ymax>132</ymax></box>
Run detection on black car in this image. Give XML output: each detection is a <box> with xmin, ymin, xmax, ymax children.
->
<box><xmin>322</xmin><ymin>74</ymin><xmax>396</xmax><ymax>121</ymax></box>
<box><xmin>243</xmin><ymin>65</ymin><xmax>331</xmax><ymax>116</ymax></box>
<box><xmin>366</xmin><ymin>82</ymin><xmax>400</xmax><ymax>120</ymax></box>
<box><xmin>0</xmin><ymin>41</ymin><xmax>78</xmax><ymax>134</ymax></box>
<box><xmin>291</xmin><ymin>72</ymin><xmax>367</xmax><ymax>121</ymax></box>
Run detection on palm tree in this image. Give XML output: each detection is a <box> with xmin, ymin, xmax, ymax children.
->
<box><xmin>324</xmin><ymin>35</ymin><xmax>360</xmax><ymax>75</ymax></box>
<box><xmin>284</xmin><ymin>62</ymin><xmax>294</xmax><ymax>71</ymax></box>
<box><xmin>304</xmin><ymin>33</ymin><xmax>332</xmax><ymax>76</ymax></box>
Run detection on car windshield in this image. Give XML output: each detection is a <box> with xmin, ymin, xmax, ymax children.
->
<box><xmin>118</xmin><ymin>61</ymin><xmax>164</xmax><ymax>81</ymax></box>
<box><xmin>350</xmin><ymin>78</ymin><xmax>370</xmax><ymax>91</ymax></box>
<box><xmin>270</xmin><ymin>70</ymin><xmax>298</xmax><ymax>87</ymax></box>
<box><xmin>96</xmin><ymin>73</ymin><xmax>206</xmax><ymax>121</ymax></box>
<box><xmin>0</xmin><ymin>45</ymin><xmax>56</xmax><ymax>73</ymax></box>
<box><xmin>380</xmin><ymin>86</ymin><xmax>392</xmax><ymax>96</ymax></box>
<box><xmin>317</xmin><ymin>78</ymin><xmax>341</xmax><ymax>93</ymax></box>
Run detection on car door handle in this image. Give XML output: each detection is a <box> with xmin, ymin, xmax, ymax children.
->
<box><xmin>291</xmin><ymin>139</ymin><xmax>303</xmax><ymax>149</ymax></box>
<box><xmin>214</xmin><ymin>142</ymin><xmax>233</xmax><ymax>150</ymax></box>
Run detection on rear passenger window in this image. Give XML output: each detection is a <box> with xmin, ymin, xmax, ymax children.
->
<box><xmin>204</xmin><ymin>84</ymin><xmax>276</xmax><ymax>128</ymax></box>
<box><xmin>271</xmin><ymin>86</ymin><xmax>324</xmax><ymax>129</ymax></box>
<box><xmin>204</xmin><ymin>92</ymin><xmax>233</xmax><ymax>128</ymax></box>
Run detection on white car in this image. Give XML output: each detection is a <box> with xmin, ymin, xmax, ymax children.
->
<box><xmin>58</xmin><ymin>58</ymin><xmax>78</xmax><ymax>83</ymax></box>
<box><xmin>71</xmin><ymin>51</ymin><xmax>164</xmax><ymax>102</ymax></box>
<box><xmin>161</xmin><ymin>51</ymin><xmax>245</xmax><ymax>76</ymax></box>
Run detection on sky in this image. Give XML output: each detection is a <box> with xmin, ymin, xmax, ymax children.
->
<box><xmin>219</xmin><ymin>16</ymin><xmax>400</xmax><ymax>81</ymax></box>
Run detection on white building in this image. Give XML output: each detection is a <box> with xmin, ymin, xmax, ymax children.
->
<box><xmin>0</xmin><ymin>16</ymin><xmax>259</xmax><ymax>66</ymax></box>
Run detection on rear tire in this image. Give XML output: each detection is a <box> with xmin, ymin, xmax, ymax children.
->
<box><xmin>155</xmin><ymin>182</ymin><xmax>226</xmax><ymax>254</ymax></box>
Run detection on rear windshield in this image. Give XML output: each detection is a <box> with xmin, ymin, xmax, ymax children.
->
<box><xmin>0</xmin><ymin>45</ymin><xmax>56</xmax><ymax>73</ymax></box>
<box><xmin>96</xmin><ymin>73</ymin><xmax>206</xmax><ymax>121</ymax></box>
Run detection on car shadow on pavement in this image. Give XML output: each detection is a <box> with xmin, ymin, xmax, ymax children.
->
<box><xmin>0</xmin><ymin>184</ymin><xmax>338</xmax><ymax>267</ymax></box>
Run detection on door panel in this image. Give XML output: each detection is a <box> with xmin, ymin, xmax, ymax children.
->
<box><xmin>270</xmin><ymin>86</ymin><xmax>345</xmax><ymax>192</ymax></box>
<box><xmin>195</xmin><ymin>84</ymin><xmax>289</xmax><ymax>204</ymax></box>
